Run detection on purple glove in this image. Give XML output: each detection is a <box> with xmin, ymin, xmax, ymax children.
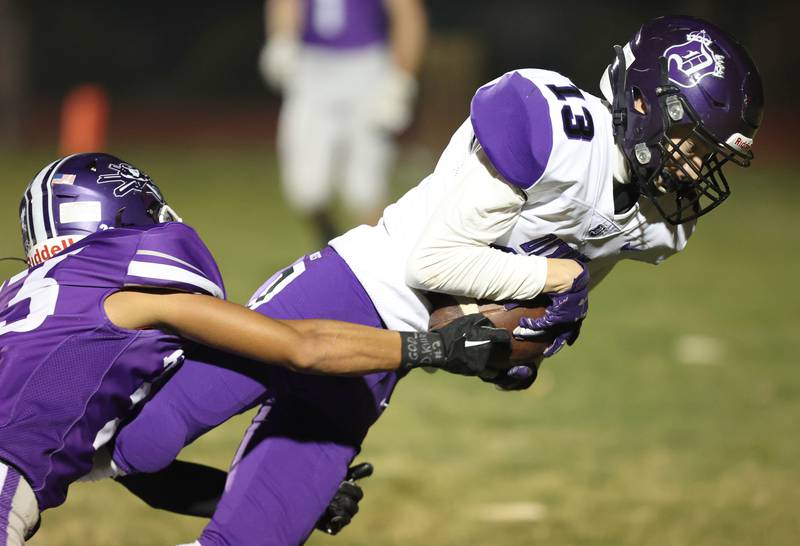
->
<box><xmin>482</xmin><ymin>364</ymin><xmax>538</xmax><ymax>391</ymax></box>
<box><xmin>514</xmin><ymin>261</ymin><xmax>589</xmax><ymax>357</ymax></box>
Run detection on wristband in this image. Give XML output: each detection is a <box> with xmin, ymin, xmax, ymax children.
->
<box><xmin>399</xmin><ymin>332</ymin><xmax>445</xmax><ymax>370</ymax></box>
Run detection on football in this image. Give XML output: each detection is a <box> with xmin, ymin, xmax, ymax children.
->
<box><xmin>427</xmin><ymin>292</ymin><xmax>552</xmax><ymax>365</ymax></box>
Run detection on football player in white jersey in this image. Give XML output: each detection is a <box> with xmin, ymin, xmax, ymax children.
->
<box><xmin>259</xmin><ymin>0</ymin><xmax>427</xmax><ymax>243</ymax></box>
<box><xmin>112</xmin><ymin>15</ymin><xmax>764</xmax><ymax>545</ymax></box>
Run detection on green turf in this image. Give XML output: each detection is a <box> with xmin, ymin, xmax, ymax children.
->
<box><xmin>1</xmin><ymin>148</ymin><xmax>798</xmax><ymax>546</ymax></box>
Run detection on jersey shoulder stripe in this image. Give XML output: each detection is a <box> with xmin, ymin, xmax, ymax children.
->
<box><xmin>125</xmin><ymin>260</ymin><xmax>224</xmax><ymax>299</ymax></box>
<box><xmin>40</xmin><ymin>223</ymin><xmax>226</xmax><ymax>299</ymax></box>
<box><xmin>123</xmin><ymin>222</ymin><xmax>226</xmax><ymax>299</ymax></box>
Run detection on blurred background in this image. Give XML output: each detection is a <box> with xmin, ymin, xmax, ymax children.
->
<box><xmin>2</xmin><ymin>1</ymin><xmax>799</xmax><ymax>545</ymax></box>
<box><xmin>2</xmin><ymin>0</ymin><xmax>797</xmax><ymax>158</ymax></box>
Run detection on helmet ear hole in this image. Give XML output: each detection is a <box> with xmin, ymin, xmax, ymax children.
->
<box><xmin>632</xmin><ymin>87</ymin><xmax>648</xmax><ymax>114</ymax></box>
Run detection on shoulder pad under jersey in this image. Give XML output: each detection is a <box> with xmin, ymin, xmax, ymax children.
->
<box><xmin>470</xmin><ymin>71</ymin><xmax>553</xmax><ymax>191</ymax></box>
<box><xmin>123</xmin><ymin>222</ymin><xmax>226</xmax><ymax>299</ymax></box>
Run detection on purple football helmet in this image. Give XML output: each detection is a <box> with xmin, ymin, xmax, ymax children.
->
<box><xmin>20</xmin><ymin>152</ymin><xmax>181</xmax><ymax>266</ymax></box>
<box><xmin>600</xmin><ymin>16</ymin><xmax>764</xmax><ymax>224</ymax></box>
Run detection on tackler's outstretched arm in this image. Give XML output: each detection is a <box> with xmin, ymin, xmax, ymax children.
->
<box><xmin>104</xmin><ymin>290</ymin><xmax>512</xmax><ymax>377</ymax></box>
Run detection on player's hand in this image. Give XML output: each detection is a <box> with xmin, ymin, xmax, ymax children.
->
<box><xmin>369</xmin><ymin>66</ymin><xmax>417</xmax><ymax>133</ymax></box>
<box><xmin>481</xmin><ymin>363</ymin><xmax>538</xmax><ymax>391</ymax></box>
<box><xmin>437</xmin><ymin>315</ymin><xmax>513</xmax><ymax>377</ymax></box>
<box><xmin>400</xmin><ymin>315</ymin><xmax>512</xmax><ymax>376</ymax></box>
<box><xmin>315</xmin><ymin>462</ymin><xmax>374</xmax><ymax>535</ymax></box>
<box><xmin>258</xmin><ymin>37</ymin><xmax>297</xmax><ymax>90</ymax></box>
<box><xmin>514</xmin><ymin>262</ymin><xmax>589</xmax><ymax>357</ymax></box>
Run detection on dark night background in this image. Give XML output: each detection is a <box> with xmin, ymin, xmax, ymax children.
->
<box><xmin>0</xmin><ymin>0</ymin><xmax>795</xmax><ymax>151</ymax></box>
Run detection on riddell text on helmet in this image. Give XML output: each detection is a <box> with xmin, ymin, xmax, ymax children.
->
<box><xmin>28</xmin><ymin>237</ymin><xmax>76</xmax><ymax>267</ymax></box>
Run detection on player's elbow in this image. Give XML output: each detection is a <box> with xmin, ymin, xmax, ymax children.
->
<box><xmin>275</xmin><ymin>321</ymin><xmax>333</xmax><ymax>374</ymax></box>
<box><xmin>284</xmin><ymin>342</ymin><xmax>323</xmax><ymax>374</ymax></box>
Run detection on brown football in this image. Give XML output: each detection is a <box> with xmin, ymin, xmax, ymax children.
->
<box><xmin>428</xmin><ymin>293</ymin><xmax>551</xmax><ymax>366</ymax></box>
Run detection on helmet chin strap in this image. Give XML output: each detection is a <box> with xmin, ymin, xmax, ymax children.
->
<box><xmin>610</xmin><ymin>44</ymin><xmax>628</xmax><ymax>144</ymax></box>
<box><xmin>601</xmin><ymin>45</ymin><xmax>634</xmax><ymax>185</ymax></box>
<box><xmin>654</xmin><ymin>55</ymin><xmax>681</xmax><ymax>99</ymax></box>
<box><xmin>0</xmin><ymin>256</ymin><xmax>28</xmax><ymax>265</ymax></box>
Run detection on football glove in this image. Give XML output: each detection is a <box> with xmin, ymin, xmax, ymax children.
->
<box><xmin>481</xmin><ymin>363</ymin><xmax>538</xmax><ymax>391</ymax></box>
<box><xmin>514</xmin><ymin>261</ymin><xmax>589</xmax><ymax>357</ymax></box>
<box><xmin>399</xmin><ymin>315</ymin><xmax>512</xmax><ymax>377</ymax></box>
<box><xmin>316</xmin><ymin>462</ymin><xmax>374</xmax><ymax>535</ymax></box>
<box><xmin>369</xmin><ymin>66</ymin><xmax>417</xmax><ymax>133</ymax></box>
<box><xmin>258</xmin><ymin>36</ymin><xmax>298</xmax><ymax>91</ymax></box>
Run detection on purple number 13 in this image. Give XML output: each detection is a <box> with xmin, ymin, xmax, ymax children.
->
<box><xmin>546</xmin><ymin>84</ymin><xmax>595</xmax><ymax>142</ymax></box>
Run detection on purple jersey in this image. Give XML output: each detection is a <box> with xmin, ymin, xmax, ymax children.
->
<box><xmin>301</xmin><ymin>0</ymin><xmax>388</xmax><ymax>49</ymax></box>
<box><xmin>0</xmin><ymin>222</ymin><xmax>224</xmax><ymax>510</ymax></box>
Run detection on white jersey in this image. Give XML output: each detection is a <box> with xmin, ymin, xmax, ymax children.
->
<box><xmin>331</xmin><ymin>69</ymin><xmax>695</xmax><ymax>331</ymax></box>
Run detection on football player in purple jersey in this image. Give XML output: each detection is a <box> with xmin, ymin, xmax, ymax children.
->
<box><xmin>259</xmin><ymin>0</ymin><xmax>427</xmax><ymax>243</ymax></box>
<box><xmin>0</xmin><ymin>152</ymin><xmax>514</xmax><ymax>545</ymax></box>
<box><xmin>112</xmin><ymin>15</ymin><xmax>765</xmax><ymax>546</ymax></box>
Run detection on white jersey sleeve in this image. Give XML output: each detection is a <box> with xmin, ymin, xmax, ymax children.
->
<box><xmin>332</xmin><ymin>68</ymin><xmax>693</xmax><ymax>332</ymax></box>
<box><xmin>406</xmin><ymin>149</ymin><xmax>550</xmax><ymax>301</ymax></box>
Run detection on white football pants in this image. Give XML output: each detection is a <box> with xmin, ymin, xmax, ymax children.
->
<box><xmin>277</xmin><ymin>44</ymin><xmax>394</xmax><ymax>215</ymax></box>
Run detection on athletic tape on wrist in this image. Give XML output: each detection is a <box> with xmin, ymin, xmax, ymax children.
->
<box><xmin>399</xmin><ymin>332</ymin><xmax>445</xmax><ymax>369</ymax></box>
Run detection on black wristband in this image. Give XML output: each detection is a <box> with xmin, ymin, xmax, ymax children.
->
<box><xmin>399</xmin><ymin>332</ymin><xmax>446</xmax><ymax>370</ymax></box>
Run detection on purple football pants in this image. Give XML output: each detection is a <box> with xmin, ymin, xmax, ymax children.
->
<box><xmin>112</xmin><ymin>247</ymin><xmax>399</xmax><ymax>546</ymax></box>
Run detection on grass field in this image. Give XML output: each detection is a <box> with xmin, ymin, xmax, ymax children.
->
<box><xmin>1</xmin><ymin>147</ymin><xmax>799</xmax><ymax>546</ymax></box>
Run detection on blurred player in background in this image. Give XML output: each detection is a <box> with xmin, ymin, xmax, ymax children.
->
<box><xmin>112</xmin><ymin>15</ymin><xmax>764</xmax><ymax>546</ymax></box>
<box><xmin>0</xmin><ymin>153</ymin><xmax>512</xmax><ymax>545</ymax></box>
<box><xmin>258</xmin><ymin>0</ymin><xmax>427</xmax><ymax>243</ymax></box>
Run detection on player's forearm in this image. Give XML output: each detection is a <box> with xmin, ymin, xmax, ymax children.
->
<box><xmin>106</xmin><ymin>291</ymin><xmax>406</xmax><ymax>375</ymax></box>
<box><xmin>407</xmin><ymin>149</ymin><xmax>584</xmax><ymax>298</ymax></box>
<box><xmin>407</xmin><ymin>150</ymin><xmax>544</xmax><ymax>299</ymax></box>
<box><xmin>385</xmin><ymin>0</ymin><xmax>427</xmax><ymax>74</ymax></box>
<box><xmin>409</xmin><ymin>242</ymin><xmax>583</xmax><ymax>297</ymax></box>
<box><xmin>279</xmin><ymin>320</ymin><xmax>403</xmax><ymax>375</ymax></box>
<box><xmin>266</xmin><ymin>0</ymin><xmax>300</xmax><ymax>38</ymax></box>
<box><xmin>409</xmin><ymin>241</ymin><xmax>549</xmax><ymax>300</ymax></box>
<box><xmin>153</xmin><ymin>293</ymin><xmax>402</xmax><ymax>375</ymax></box>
